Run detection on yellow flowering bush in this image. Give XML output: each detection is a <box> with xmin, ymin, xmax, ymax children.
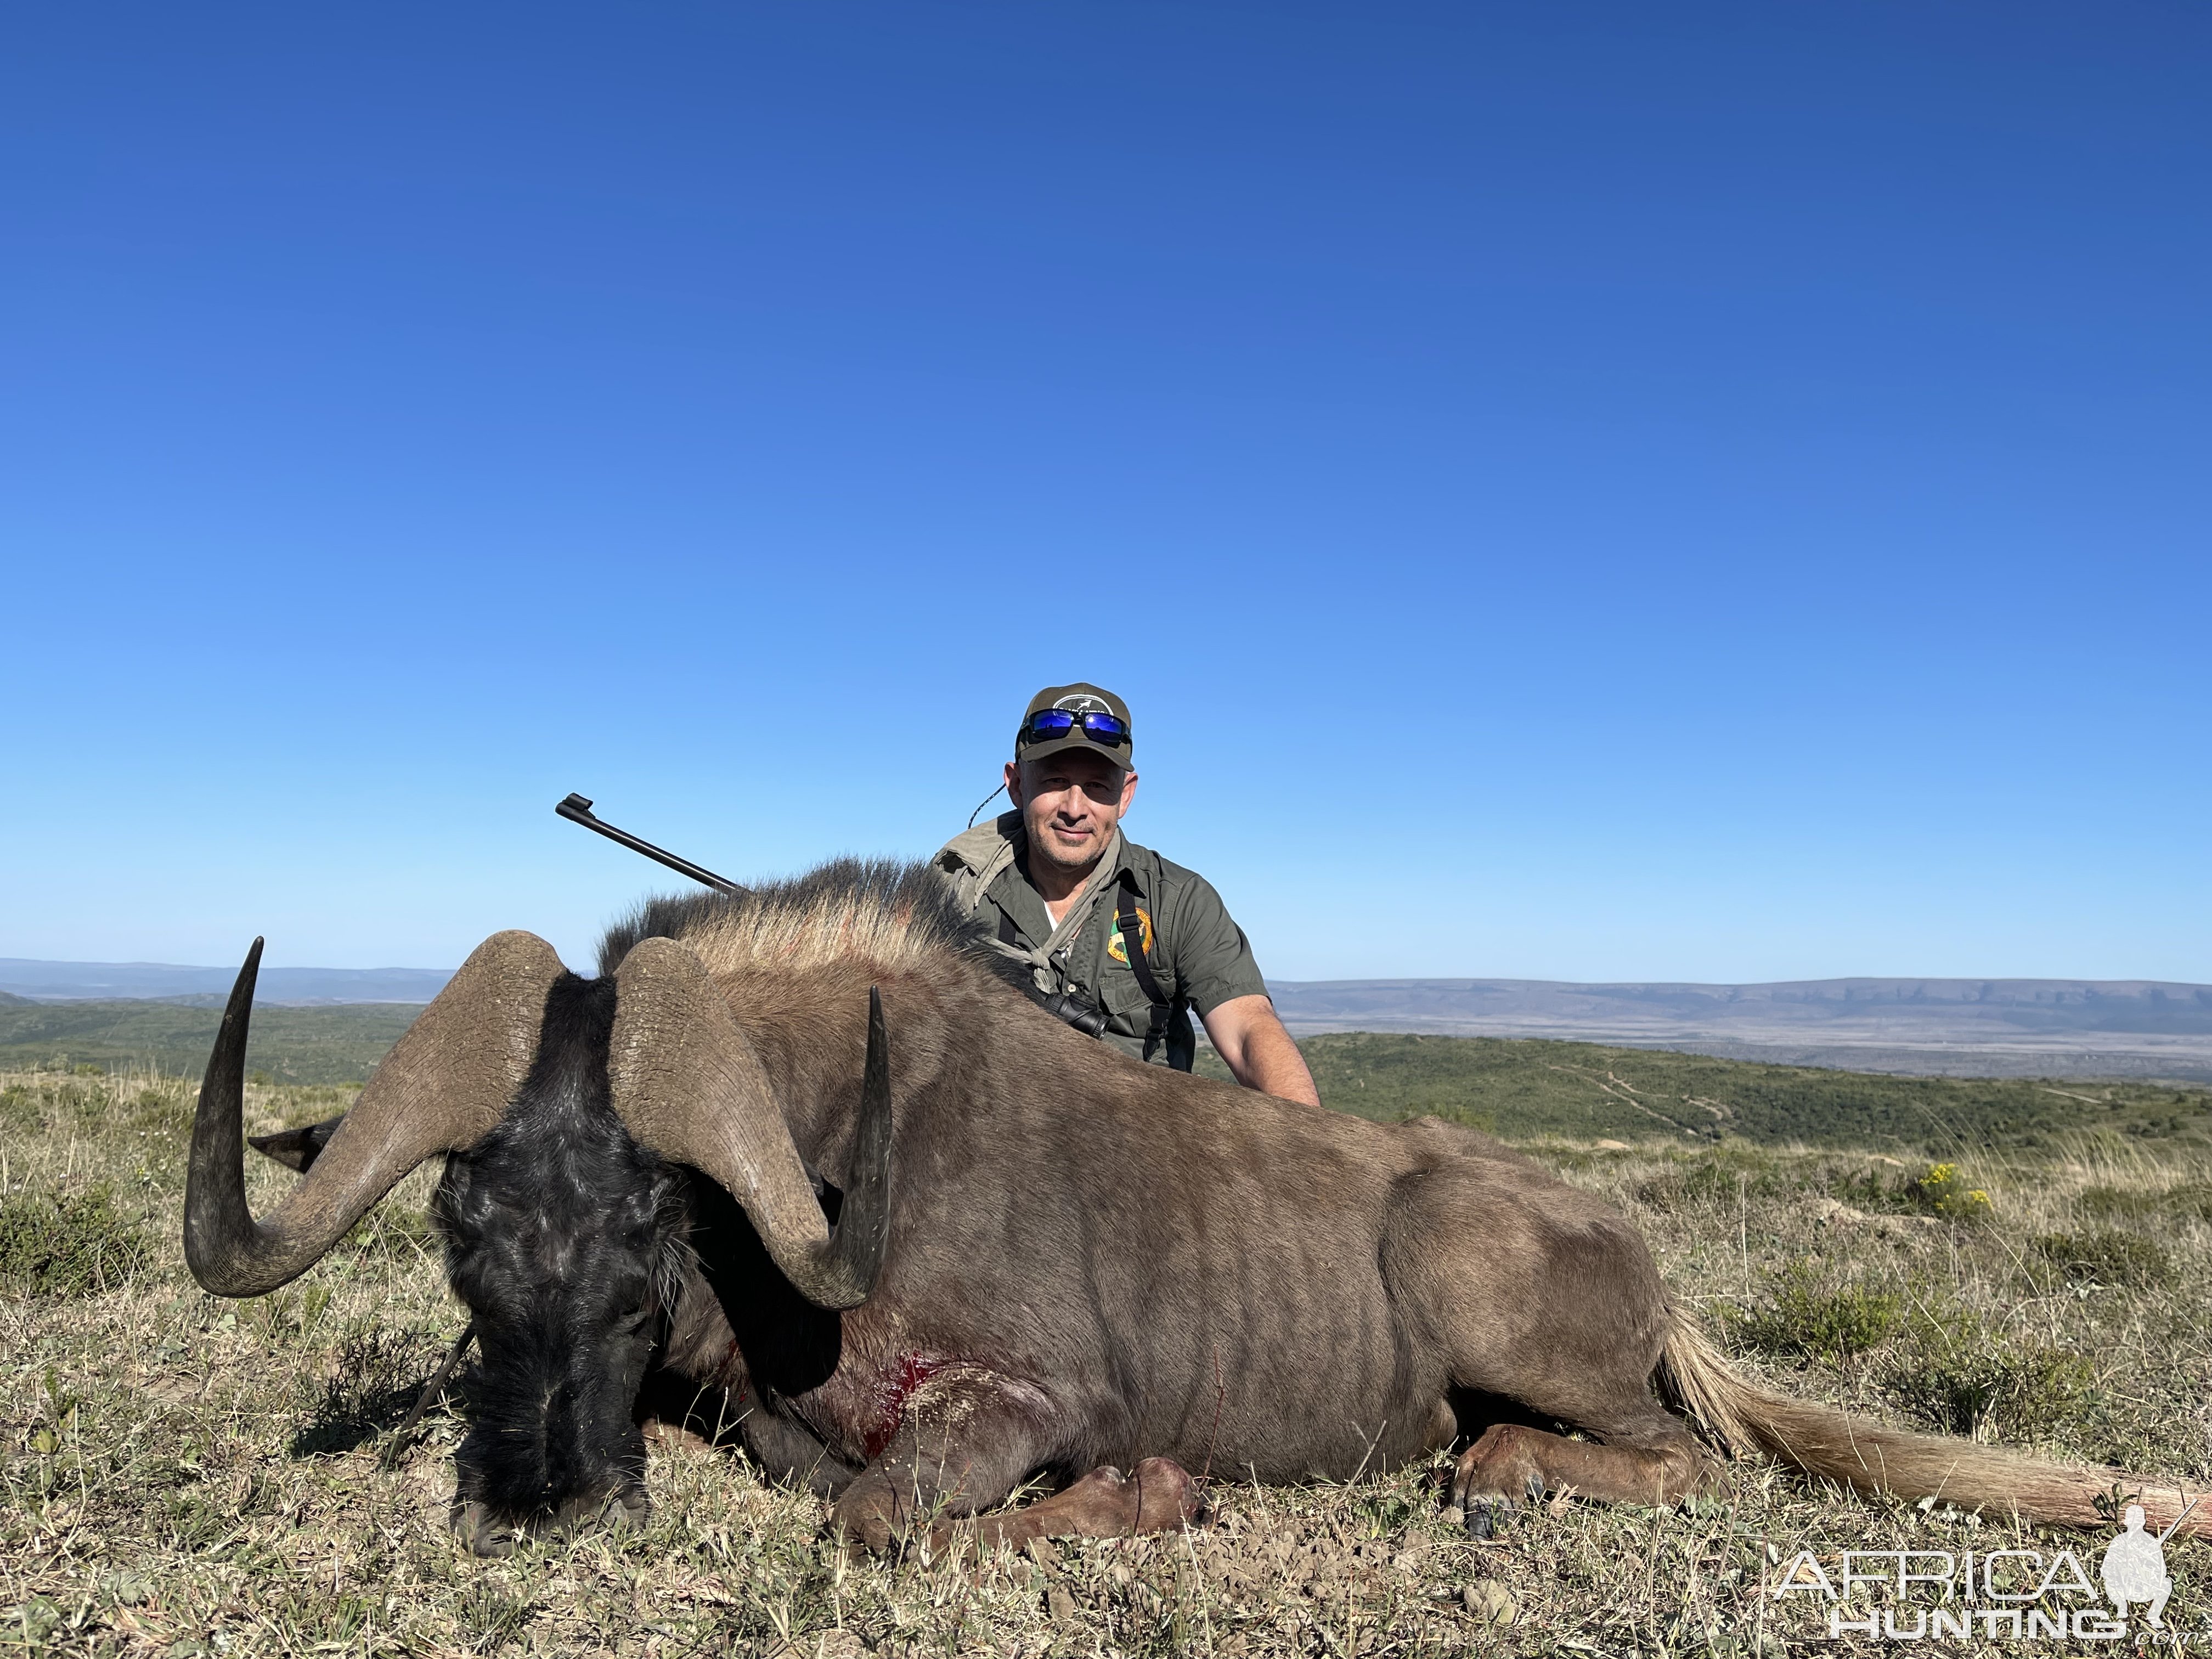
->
<box><xmin>1917</xmin><ymin>1161</ymin><xmax>1994</xmax><ymax>1221</ymax></box>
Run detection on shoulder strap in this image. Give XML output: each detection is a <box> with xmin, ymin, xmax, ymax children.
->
<box><xmin>1115</xmin><ymin>879</ymin><xmax>1176</xmax><ymax>1059</ymax></box>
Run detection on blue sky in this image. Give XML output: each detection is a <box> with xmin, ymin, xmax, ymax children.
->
<box><xmin>4</xmin><ymin>3</ymin><xmax>2207</xmax><ymax>984</ymax></box>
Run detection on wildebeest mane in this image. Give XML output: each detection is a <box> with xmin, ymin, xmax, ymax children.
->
<box><xmin>596</xmin><ymin>856</ymin><xmax>1022</xmax><ymax>992</ymax></box>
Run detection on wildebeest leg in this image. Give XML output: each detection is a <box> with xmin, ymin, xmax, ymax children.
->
<box><xmin>830</xmin><ymin>1380</ymin><xmax>1052</xmax><ymax>1555</ymax></box>
<box><xmin>1447</xmin><ymin>1413</ymin><xmax>1708</xmax><ymax>1527</ymax></box>
<box><xmin>830</xmin><ymin>1382</ymin><xmax>1201</xmax><ymax>1556</ymax></box>
<box><xmin>840</xmin><ymin>1448</ymin><xmax>1202</xmax><ymax>1558</ymax></box>
<box><xmin>939</xmin><ymin>1457</ymin><xmax>1202</xmax><ymax>1553</ymax></box>
<box><xmin>1438</xmin><ymin>1307</ymin><xmax>1713</xmax><ymax>1532</ymax></box>
<box><xmin>1386</xmin><ymin>1162</ymin><xmax>1714</xmax><ymax>1531</ymax></box>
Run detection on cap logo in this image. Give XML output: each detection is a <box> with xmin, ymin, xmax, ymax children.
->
<box><xmin>1054</xmin><ymin>693</ymin><xmax>1113</xmax><ymax>714</ymax></box>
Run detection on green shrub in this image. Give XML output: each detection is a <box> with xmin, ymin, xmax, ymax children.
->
<box><xmin>0</xmin><ymin>1182</ymin><xmax>153</xmax><ymax>1297</ymax></box>
<box><xmin>2165</xmin><ymin>1181</ymin><xmax>2212</xmax><ymax>1218</ymax></box>
<box><xmin>127</xmin><ymin>1086</ymin><xmax>194</xmax><ymax>1137</ymax></box>
<box><xmin>2075</xmin><ymin>1183</ymin><xmax>2149</xmax><ymax>1220</ymax></box>
<box><xmin>1884</xmin><ymin>1310</ymin><xmax>2094</xmax><ymax>1441</ymax></box>
<box><xmin>1728</xmin><ymin>1262</ymin><xmax>1901</xmax><ymax>1365</ymax></box>
<box><xmin>1818</xmin><ymin>1163</ymin><xmax>1923</xmax><ymax>1215</ymax></box>
<box><xmin>0</xmin><ymin>1085</ymin><xmax>36</xmax><ymax>1132</ymax></box>
<box><xmin>2032</xmin><ymin>1228</ymin><xmax>2173</xmax><ymax>1289</ymax></box>
<box><xmin>29</xmin><ymin>1079</ymin><xmax>114</xmax><ymax>1126</ymax></box>
<box><xmin>2078</xmin><ymin>1182</ymin><xmax>2212</xmax><ymax>1224</ymax></box>
<box><xmin>1634</xmin><ymin>1153</ymin><xmax>1783</xmax><ymax>1211</ymax></box>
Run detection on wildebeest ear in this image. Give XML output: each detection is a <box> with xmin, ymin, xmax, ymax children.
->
<box><xmin>247</xmin><ymin>1115</ymin><xmax>347</xmax><ymax>1173</ymax></box>
<box><xmin>799</xmin><ymin>1157</ymin><xmax>843</xmax><ymax>1224</ymax></box>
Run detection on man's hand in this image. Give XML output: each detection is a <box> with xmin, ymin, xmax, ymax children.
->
<box><xmin>1200</xmin><ymin>995</ymin><xmax>1322</xmax><ymax>1108</ymax></box>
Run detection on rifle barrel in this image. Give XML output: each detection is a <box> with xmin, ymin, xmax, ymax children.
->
<box><xmin>555</xmin><ymin>794</ymin><xmax>747</xmax><ymax>896</ymax></box>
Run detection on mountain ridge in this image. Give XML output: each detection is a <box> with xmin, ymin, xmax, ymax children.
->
<box><xmin>0</xmin><ymin>958</ymin><xmax>456</xmax><ymax>1005</ymax></box>
<box><xmin>1265</xmin><ymin>977</ymin><xmax>2212</xmax><ymax>1080</ymax></box>
<box><xmin>7</xmin><ymin>959</ymin><xmax>2209</xmax><ymax>1079</ymax></box>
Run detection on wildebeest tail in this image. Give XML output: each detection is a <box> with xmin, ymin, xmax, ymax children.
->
<box><xmin>1656</xmin><ymin>1306</ymin><xmax>2208</xmax><ymax>1536</ymax></box>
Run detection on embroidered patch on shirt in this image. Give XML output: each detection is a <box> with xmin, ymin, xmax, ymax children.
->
<box><xmin>1107</xmin><ymin>906</ymin><xmax>1155</xmax><ymax>964</ymax></box>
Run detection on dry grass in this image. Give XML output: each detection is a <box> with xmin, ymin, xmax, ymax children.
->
<box><xmin>7</xmin><ymin>1068</ymin><xmax>2212</xmax><ymax>1656</ymax></box>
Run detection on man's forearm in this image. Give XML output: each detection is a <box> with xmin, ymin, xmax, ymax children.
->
<box><xmin>1206</xmin><ymin>996</ymin><xmax>1322</xmax><ymax>1107</ymax></box>
<box><xmin>1239</xmin><ymin>1023</ymin><xmax>1322</xmax><ymax>1107</ymax></box>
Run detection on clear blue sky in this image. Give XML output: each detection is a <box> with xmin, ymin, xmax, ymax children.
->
<box><xmin>4</xmin><ymin>3</ymin><xmax>2206</xmax><ymax>984</ymax></box>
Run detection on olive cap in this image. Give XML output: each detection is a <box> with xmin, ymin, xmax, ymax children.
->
<box><xmin>1013</xmin><ymin>684</ymin><xmax>1134</xmax><ymax>768</ymax></box>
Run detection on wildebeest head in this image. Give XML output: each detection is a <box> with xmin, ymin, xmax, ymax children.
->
<box><xmin>184</xmin><ymin>930</ymin><xmax>892</xmax><ymax>1555</ymax></box>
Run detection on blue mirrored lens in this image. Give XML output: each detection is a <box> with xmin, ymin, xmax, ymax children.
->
<box><xmin>1025</xmin><ymin>710</ymin><xmax>1077</xmax><ymax>738</ymax></box>
<box><xmin>1079</xmin><ymin>713</ymin><xmax>1130</xmax><ymax>743</ymax></box>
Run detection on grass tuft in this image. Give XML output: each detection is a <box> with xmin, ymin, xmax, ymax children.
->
<box><xmin>291</xmin><ymin>1327</ymin><xmax>455</xmax><ymax>1458</ymax></box>
<box><xmin>1883</xmin><ymin>1308</ymin><xmax>2097</xmax><ymax>1442</ymax></box>
<box><xmin>2032</xmin><ymin>1227</ymin><xmax>2175</xmax><ymax>1288</ymax></box>
<box><xmin>0</xmin><ymin>1179</ymin><xmax>152</xmax><ymax>1297</ymax></box>
<box><xmin>1728</xmin><ymin>1261</ymin><xmax>1901</xmax><ymax>1364</ymax></box>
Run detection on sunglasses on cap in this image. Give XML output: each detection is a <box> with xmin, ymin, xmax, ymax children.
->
<box><xmin>1018</xmin><ymin>708</ymin><xmax>1131</xmax><ymax>748</ymax></box>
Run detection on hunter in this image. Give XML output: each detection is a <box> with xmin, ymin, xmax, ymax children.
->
<box><xmin>933</xmin><ymin>684</ymin><xmax>1322</xmax><ymax>1107</ymax></box>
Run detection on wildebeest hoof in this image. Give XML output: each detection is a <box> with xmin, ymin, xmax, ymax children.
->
<box><xmin>601</xmin><ymin>1485</ymin><xmax>650</xmax><ymax>1528</ymax></box>
<box><xmin>1129</xmin><ymin>1456</ymin><xmax>1205</xmax><ymax>1531</ymax></box>
<box><xmin>1463</xmin><ymin>1500</ymin><xmax>1498</xmax><ymax>1541</ymax></box>
<box><xmin>641</xmin><ymin>1417</ymin><xmax>714</xmax><ymax>1453</ymax></box>
<box><xmin>453</xmin><ymin>1501</ymin><xmax>516</xmax><ymax>1558</ymax></box>
<box><xmin>543</xmin><ymin>1486</ymin><xmax>649</xmax><ymax>1542</ymax></box>
<box><xmin>840</xmin><ymin>1527</ymin><xmax>887</xmax><ymax>1564</ymax></box>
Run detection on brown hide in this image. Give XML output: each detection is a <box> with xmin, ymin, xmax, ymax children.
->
<box><xmin>619</xmin><ymin>868</ymin><xmax>2209</xmax><ymax>1550</ymax></box>
<box><xmin>647</xmin><ymin>925</ymin><xmax>1673</xmax><ymax>1491</ymax></box>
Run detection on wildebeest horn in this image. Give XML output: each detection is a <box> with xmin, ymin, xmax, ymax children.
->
<box><xmin>185</xmin><ymin>931</ymin><xmax>566</xmax><ymax>1297</ymax></box>
<box><xmin>607</xmin><ymin>937</ymin><xmax>892</xmax><ymax>1311</ymax></box>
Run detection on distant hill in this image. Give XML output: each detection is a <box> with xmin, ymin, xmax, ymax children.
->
<box><xmin>0</xmin><ymin>999</ymin><xmax>426</xmax><ymax>1084</ymax></box>
<box><xmin>8</xmin><ymin>994</ymin><xmax>2198</xmax><ymax>1151</ymax></box>
<box><xmin>1268</xmin><ymin>977</ymin><xmax>2212</xmax><ymax>1082</ymax></box>
<box><xmin>0</xmin><ymin>957</ymin><xmax>454</xmax><ymax>1005</ymax></box>
<box><xmin>10</xmin><ymin>958</ymin><xmax>2212</xmax><ymax>1082</ymax></box>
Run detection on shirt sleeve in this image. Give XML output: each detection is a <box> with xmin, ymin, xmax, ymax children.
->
<box><xmin>1163</xmin><ymin>868</ymin><xmax>1271</xmax><ymax>1017</ymax></box>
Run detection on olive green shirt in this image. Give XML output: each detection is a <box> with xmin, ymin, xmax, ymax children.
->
<box><xmin>931</xmin><ymin>811</ymin><xmax>1271</xmax><ymax>1070</ymax></box>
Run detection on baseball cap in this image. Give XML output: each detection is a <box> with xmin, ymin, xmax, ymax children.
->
<box><xmin>1013</xmin><ymin>684</ymin><xmax>1134</xmax><ymax>767</ymax></box>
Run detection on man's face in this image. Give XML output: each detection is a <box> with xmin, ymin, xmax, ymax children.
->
<box><xmin>1005</xmin><ymin>749</ymin><xmax>1138</xmax><ymax>876</ymax></box>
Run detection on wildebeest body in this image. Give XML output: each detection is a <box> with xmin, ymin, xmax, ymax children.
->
<box><xmin>599</xmin><ymin>877</ymin><xmax>1686</xmax><ymax>1544</ymax></box>
<box><xmin>195</xmin><ymin>859</ymin><xmax>2212</xmax><ymax>1555</ymax></box>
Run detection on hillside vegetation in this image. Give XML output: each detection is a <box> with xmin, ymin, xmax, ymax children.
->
<box><xmin>0</xmin><ymin>1000</ymin><xmax>425</xmax><ymax>1085</ymax></box>
<box><xmin>1235</xmin><ymin>1030</ymin><xmax>2212</xmax><ymax>1149</ymax></box>
<box><xmin>12</xmin><ymin>1001</ymin><xmax>2211</xmax><ymax>1150</ymax></box>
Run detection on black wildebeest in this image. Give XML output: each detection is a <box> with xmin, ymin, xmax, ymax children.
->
<box><xmin>185</xmin><ymin>860</ymin><xmax>2206</xmax><ymax>1555</ymax></box>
